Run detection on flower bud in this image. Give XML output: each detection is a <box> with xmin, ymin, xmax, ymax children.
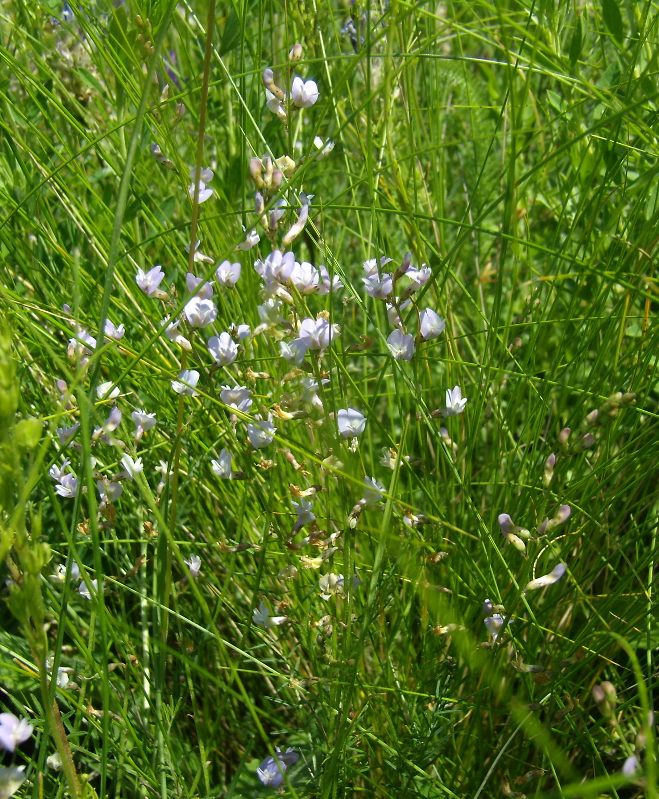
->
<box><xmin>558</xmin><ymin>427</ymin><xmax>571</xmax><ymax>446</ymax></box>
<box><xmin>289</xmin><ymin>43</ymin><xmax>303</xmax><ymax>62</ymax></box>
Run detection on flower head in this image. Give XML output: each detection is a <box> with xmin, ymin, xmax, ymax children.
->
<box><xmin>171</xmin><ymin>369</ymin><xmax>200</xmax><ymax>396</ymax></box>
<box><xmin>291</xmin><ymin>75</ymin><xmax>319</xmax><ymax>108</ymax></box>
<box><xmin>419</xmin><ymin>308</ymin><xmax>445</xmax><ymax>340</ymax></box>
<box><xmin>252</xmin><ymin>601</ymin><xmax>288</xmax><ymax>629</ymax></box>
<box><xmin>247</xmin><ymin>418</ymin><xmax>276</xmax><ymax>449</ymax></box>
<box><xmin>211</xmin><ymin>448</ymin><xmax>234</xmax><ymax>479</ymax></box>
<box><xmin>337</xmin><ymin>408</ymin><xmax>366</xmax><ymax>438</ymax></box>
<box><xmin>443</xmin><ymin>385</ymin><xmax>467</xmax><ymax>416</ymax></box>
<box><xmin>0</xmin><ymin>714</ymin><xmax>33</xmax><ymax>753</ymax></box>
<box><xmin>256</xmin><ymin>748</ymin><xmax>299</xmax><ymax>787</ymax></box>
<box><xmin>386</xmin><ymin>329</ymin><xmax>415</xmax><ymax>361</ymax></box>
<box><xmin>185</xmin><ymin>555</ymin><xmax>201</xmax><ymax>578</ymax></box>
<box><xmin>136</xmin><ymin>265</ymin><xmax>165</xmax><ymax>296</ymax></box>
<box><xmin>208</xmin><ymin>333</ymin><xmax>238</xmax><ymax>366</ymax></box>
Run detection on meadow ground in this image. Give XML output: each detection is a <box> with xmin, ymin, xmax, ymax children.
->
<box><xmin>0</xmin><ymin>1</ymin><xmax>658</xmax><ymax>797</ymax></box>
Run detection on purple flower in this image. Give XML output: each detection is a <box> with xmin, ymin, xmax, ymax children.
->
<box><xmin>256</xmin><ymin>747</ymin><xmax>299</xmax><ymax>787</ymax></box>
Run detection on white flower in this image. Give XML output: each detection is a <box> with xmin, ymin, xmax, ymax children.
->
<box><xmin>136</xmin><ymin>265</ymin><xmax>165</xmax><ymax>296</ymax></box>
<box><xmin>67</xmin><ymin>328</ymin><xmax>96</xmax><ymax>361</ymax></box>
<box><xmin>405</xmin><ymin>265</ymin><xmax>431</xmax><ymax>288</ymax></box>
<box><xmin>622</xmin><ymin>755</ymin><xmax>640</xmax><ymax>777</ymax></box>
<box><xmin>0</xmin><ymin>765</ymin><xmax>26</xmax><ymax>797</ymax></box>
<box><xmin>97</xmin><ymin>479</ymin><xmax>122</xmax><ymax>504</ymax></box>
<box><xmin>247</xmin><ymin>417</ymin><xmax>276</xmax><ymax>449</ymax></box>
<box><xmin>363</xmin><ymin>273</ymin><xmax>393</xmax><ymax>299</ymax></box>
<box><xmin>121</xmin><ymin>454</ymin><xmax>143</xmax><ymax>479</ymax></box>
<box><xmin>184</xmin><ymin>297</ymin><xmax>217</xmax><ymax>328</ymax></box>
<box><xmin>298</xmin><ymin>316</ymin><xmax>337</xmax><ymax>350</ymax></box>
<box><xmin>207</xmin><ymin>332</ymin><xmax>238</xmax><ymax>366</ymax></box>
<box><xmin>419</xmin><ymin>309</ymin><xmax>445</xmax><ymax>340</ymax></box>
<box><xmin>280</xmin><ymin>338</ymin><xmax>309</xmax><ymax>365</ymax></box>
<box><xmin>265</xmin><ymin>88</ymin><xmax>287</xmax><ymax>119</ymax></box>
<box><xmin>0</xmin><ymin>714</ymin><xmax>33</xmax><ymax>753</ymax></box>
<box><xmin>171</xmin><ymin>369</ymin><xmax>200</xmax><ymax>396</ymax></box>
<box><xmin>319</xmin><ymin>572</ymin><xmax>344</xmax><ymax>600</ymax></box>
<box><xmin>443</xmin><ymin>386</ymin><xmax>467</xmax><ymax>416</ymax></box>
<box><xmin>78</xmin><ymin>578</ymin><xmax>98</xmax><ymax>600</ymax></box>
<box><xmin>337</xmin><ymin>408</ymin><xmax>366</xmax><ymax>438</ymax></box>
<box><xmin>185</xmin><ymin>272</ymin><xmax>214</xmax><ymax>300</ymax></box>
<box><xmin>220</xmin><ymin>386</ymin><xmax>252</xmax><ymax>412</ymax></box>
<box><xmin>363</xmin><ymin>256</ymin><xmax>393</xmax><ymax>276</ymax></box>
<box><xmin>215</xmin><ymin>260</ymin><xmax>242</xmax><ymax>287</ymax></box>
<box><xmin>131</xmin><ymin>410</ymin><xmax>156</xmax><ymax>439</ymax></box>
<box><xmin>386</xmin><ymin>329</ymin><xmax>415</xmax><ymax>361</ymax></box>
<box><xmin>524</xmin><ymin>563</ymin><xmax>567</xmax><ymax>592</ymax></box>
<box><xmin>211</xmin><ymin>448</ymin><xmax>234</xmax><ymax>479</ymax></box>
<box><xmin>104</xmin><ymin>319</ymin><xmax>125</xmax><ymax>340</ymax></box>
<box><xmin>185</xmin><ymin>555</ymin><xmax>201</xmax><ymax>578</ymax></box>
<box><xmin>163</xmin><ymin>317</ymin><xmax>192</xmax><ymax>351</ymax></box>
<box><xmin>292</xmin><ymin>499</ymin><xmax>315</xmax><ymax>530</ymax></box>
<box><xmin>96</xmin><ymin>381</ymin><xmax>120</xmax><ymax>401</ymax></box>
<box><xmin>484</xmin><ymin>614</ymin><xmax>505</xmax><ymax>642</ymax></box>
<box><xmin>361</xmin><ymin>477</ymin><xmax>385</xmax><ymax>506</ymax></box>
<box><xmin>289</xmin><ymin>261</ymin><xmax>320</xmax><ymax>294</ymax></box>
<box><xmin>188</xmin><ymin>167</ymin><xmax>214</xmax><ymax>203</ymax></box>
<box><xmin>291</xmin><ymin>75</ymin><xmax>319</xmax><ymax>108</ymax></box>
<box><xmin>313</xmin><ymin>136</ymin><xmax>334</xmax><ymax>157</ymax></box>
<box><xmin>235</xmin><ymin>324</ymin><xmax>251</xmax><ymax>341</ymax></box>
<box><xmin>252</xmin><ymin>601</ymin><xmax>287</xmax><ymax>628</ymax></box>
<box><xmin>236</xmin><ymin>229</ymin><xmax>260</xmax><ymax>251</ymax></box>
<box><xmin>53</xmin><ymin>471</ymin><xmax>79</xmax><ymax>498</ymax></box>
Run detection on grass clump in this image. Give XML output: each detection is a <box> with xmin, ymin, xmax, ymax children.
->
<box><xmin>0</xmin><ymin>1</ymin><xmax>657</xmax><ymax>798</ymax></box>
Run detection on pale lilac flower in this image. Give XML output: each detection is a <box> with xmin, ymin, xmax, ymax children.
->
<box><xmin>97</xmin><ymin>479</ymin><xmax>122</xmax><ymax>505</ymax></box>
<box><xmin>136</xmin><ymin>265</ymin><xmax>165</xmax><ymax>296</ymax></box>
<box><xmin>236</xmin><ymin>229</ymin><xmax>260</xmax><ymax>251</ymax></box>
<box><xmin>280</xmin><ymin>339</ymin><xmax>309</xmax><ymax>365</ymax></box>
<box><xmin>300</xmin><ymin>376</ymin><xmax>328</xmax><ymax>410</ymax></box>
<box><xmin>419</xmin><ymin>309</ymin><xmax>446</xmax><ymax>340</ymax></box>
<box><xmin>96</xmin><ymin>381</ymin><xmax>120</xmax><ymax>401</ymax></box>
<box><xmin>313</xmin><ymin>136</ymin><xmax>335</xmax><ymax>157</ymax></box>
<box><xmin>265</xmin><ymin>88</ymin><xmax>286</xmax><ymax>119</ymax></box>
<box><xmin>186</xmin><ymin>239</ymin><xmax>214</xmax><ymax>263</ymax></box>
<box><xmin>56</xmin><ymin>423</ymin><xmax>79</xmax><ymax>446</ymax></box>
<box><xmin>524</xmin><ymin>563</ymin><xmax>567</xmax><ymax>592</ymax></box>
<box><xmin>289</xmin><ymin>261</ymin><xmax>320</xmax><ymax>294</ymax></box>
<box><xmin>185</xmin><ymin>272</ymin><xmax>214</xmax><ymax>300</ymax></box>
<box><xmin>363</xmin><ymin>256</ymin><xmax>393</xmax><ymax>276</ymax></box>
<box><xmin>292</xmin><ymin>498</ymin><xmax>315</xmax><ymax>530</ymax></box>
<box><xmin>291</xmin><ymin>75</ymin><xmax>319</xmax><ymax>108</ymax></box>
<box><xmin>188</xmin><ymin>167</ymin><xmax>214</xmax><ymax>203</ymax></box>
<box><xmin>405</xmin><ymin>265</ymin><xmax>431</xmax><ymax>288</ymax></box>
<box><xmin>252</xmin><ymin>601</ymin><xmax>288</xmax><ymax>628</ymax></box>
<box><xmin>361</xmin><ymin>477</ymin><xmax>385</xmax><ymax>506</ymax></box>
<box><xmin>337</xmin><ymin>408</ymin><xmax>366</xmax><ymax>438</ymax></box>
<box><xmin>622</xmin><ymin>755</ymin><xmax>640</xmax><ymax>777</ymax></box>
<box><xmin>104</xmin><ymin>319</ymin><xmax>125</xmax><ymax>340</ymax></box>
<box><xmin>220</xmin><ymin>386</ymin><xmax>252</xmax><ymax>412</ymax></box>
<box><xmin>484</xmin><ymin>614</ymin><xmax>505</xmax><ymax>642</ymax></box>
<box><xmin>163</xmin><ymin>317</ymin><xmax>192</xmax><ymax>351</ymax></box>
<box><xmin>235</xmin><ymin>324</ymin><xmax>251</xmax><ymax>340</ymax></box>
<box><xmin>52</xmin><ymin>470</ymin><xmax>79</xmax><ymax>498</ymax></box>
<box><xmin>67</xmin><ymin>328</ymin><xmax>96</xmax><ymax>361</ymax></box>
<box><xmin>52</xmin><ymin>561</ymin><xmax>80</xmax><ymax>583</ymax></box>
<box><xmin>317</xmin><ymin>264</ymin><xmax>343</xmax><ymax>294</ymax></box>
<box><xmin>319</xmin><ymin>572</ymin><xmax>345</xmax><ymax>600</ymax></box>
<box><xmin>131</xmin><ymin>410</ymin><xmax>156</xmax><ymax>439</ymax></box>
<box><xmin>0</xmin><ymin>765</ymin><xmax>26</xmax><ymax>797</ymax></box>
<box><xmin>298</xmin><ymin>316</ymin><xmax>337</xmax><ymax>350</ymax></box>
<box><xmin>256</xmin><ymin>748</ymin><xmax>299</xmax><ymax>787</ymax></box>
<box><xmin>0</xmin><ymin>714</ymin><xmax>33</xmax><ymax>753</ymax></box>
<box><xmin>257</xmin><ymin>297</ymin><xmax>284</xmax><ymax>325</ymax></box>
<box><xmin>185</xmin><ymin>555</ymin><xmax>201</xmax><ymax>578</ymax></box>
<box><xmin>171</xmin><ymin>369</ymin><xmax>200</xmax><ymax>396</ymax></box>
<box><xmin>443</xmin><ymin>386</ymin><xmax>467</xmax><ymax>416</ymax></box>
<box><xmin>363</xmin><ymin>273</ymin><xmax>393</xmax><ymax>299</ymax></box>
<box><xmin>282</xmin><ymin>196</ymin><xmax>310</xmax><ymax>247</ymax></box>
<box><xmin>211</xmin><ymin>448</ymin><xmax>233</xmax><ymax>479</ymax></box>
<box><xmin>247</xmin><ymin>418</ymin><xmax>276</xmax><ymax>449</ymax></box>
<box><xmin>78</xmin><ymin>578</ymin><xmax>98</xmax><ymax>600</ymax></box>
<box><xmin>184</xmin><ymin>297</ymin><xmax>217</xmax><ymax>328</ymax></box>
<box><xmin>208</xmin><ymin>332</ymin><xmax>238</xmax><ymax>366</ymax></box>
<box><xmin>215</xmin><ymin>260</ymin><xmax>242</xmax><ymax>287</ymax></box>
<box><xmin>387</xmin><ymin>329</ymin><xmax>415</xmax><ymax>361</ymax></box>
<box><xmin>121</xmin><ymin>454</ymin><xmax>143</xmax><ymax>479</ymax></box>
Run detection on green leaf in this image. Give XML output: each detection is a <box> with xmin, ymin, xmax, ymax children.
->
<box><xmin>601</xmin><ymin>0</ymin><xmax>623</xmax><ymax>44</ymax></box>
<box><xmin>568</xmin><ymin>16</ymin><xmax>583</xmax><ymax>65</ymax></box>
<box><xmin>14</xmin><ymin>417</ymin><xmax>42</xmax><ymax>449</ymax></box>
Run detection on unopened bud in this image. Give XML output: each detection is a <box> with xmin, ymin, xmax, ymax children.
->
<box><xmin>543</xmin><ymin>452</ymin><xmax>556</xmax><ymax>486</ymax></box>
<box><xmin>581</xmin><ymin>432</ymin><xmax>596</xmax><ymax>449</ymax></box>
<box><xmin>289</xmin><ymin>43</ymin><xmax>303</xmax><ymax>62</ymax></box>
<box><xmin>282</xmin><ymin>198</ymin><xmax>309</xmax><ymax>247</ymax></box>
<box><xmin>585</xmin><ymin>409</ymin><xmax>599</xmax><ymax>425</ymax></box>
<box><xmin>558</xmin><ymin>427</ymin><xmax>571</xmax><ymax>446</ymax></box>
<box><xmin>263</xmin><ymin>68</ymin><xmax>286</xmax><ymax>100</ymax></box>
